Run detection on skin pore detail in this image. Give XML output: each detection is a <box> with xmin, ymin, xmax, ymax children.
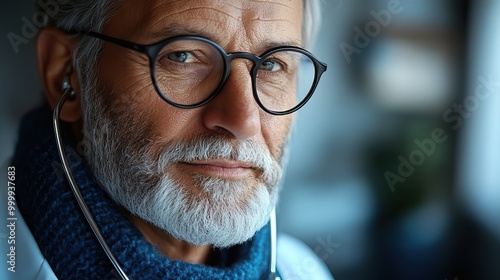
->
<box><xmin>84</xmin><ymin>0</ymin><xmax>303</xmax><ymax>264</ymax></box>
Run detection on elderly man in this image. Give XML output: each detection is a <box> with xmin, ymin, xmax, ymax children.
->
<box><xmin>5</xmin><ymin>0</ymin><xmax>330</xmax><ymax>279</ymax></box>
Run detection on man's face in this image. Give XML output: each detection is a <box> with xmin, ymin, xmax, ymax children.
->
<box><xmin>82</xmin><ymin>0</ymin><xmax>303</xmax><ymax>247</ymax></box>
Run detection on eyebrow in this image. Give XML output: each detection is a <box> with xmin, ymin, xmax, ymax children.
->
<box><xmin>150</xmin><ymin>26</ymin><xmax>214</xmax><ymax>41</ymax></box>
<box><xmin>260</xmin><ymin>40</ymin><xmax>303</xmax><ymax>51</ymax></box>
<box><xmin>149</xmin><ymin>25</ymin><xmax>303</xmax><ymax>53</ymax></box>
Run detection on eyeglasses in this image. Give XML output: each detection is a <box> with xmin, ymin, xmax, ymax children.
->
<box><xmin>79</xmin><ymin>31</ymin><xmax>327</xmax><ymax>115</ymax></box>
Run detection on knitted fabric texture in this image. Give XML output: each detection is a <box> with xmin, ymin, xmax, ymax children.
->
<box><xmin>13</xmin><ymin>104</ymin><xmax>271</xmax><ymax>279</ymax></box>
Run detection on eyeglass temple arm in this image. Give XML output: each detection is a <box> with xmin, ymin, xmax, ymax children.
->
<box><xmin>78</xmin><ymin>30</ymin><xmax>147</xmax><ymax>53</ymax></box>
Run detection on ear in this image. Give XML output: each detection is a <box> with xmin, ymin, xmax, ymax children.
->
<box><xmin>37</xmin><ymin>27</ymin><xmax>81</xmax><ymax>122</ymax></box>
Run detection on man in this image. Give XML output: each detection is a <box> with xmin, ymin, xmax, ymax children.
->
<box><xmin>4</xmin><ymin>0</ymin><xmax>330</xmax><ymax>279</ymax></box>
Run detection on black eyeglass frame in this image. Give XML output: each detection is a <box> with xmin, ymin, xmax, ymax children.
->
<box><xmin>78</xmin><ymin>30</ymin><xmax>327</xmax><ymax>115</ymax></box>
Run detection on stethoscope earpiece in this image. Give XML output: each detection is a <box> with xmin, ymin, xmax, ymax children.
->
<box><xmin>62</xmin><ymin>75</ymin><xmax>77</xmax><ymax>101</ymax></box>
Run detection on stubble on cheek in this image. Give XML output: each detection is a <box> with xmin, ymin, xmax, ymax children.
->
<box><xmin>266</xmin><ymin>114</ymin><xmax>294</xmax><ymax>164</ymax></box>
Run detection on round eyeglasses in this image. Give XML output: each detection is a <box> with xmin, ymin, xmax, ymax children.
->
<box><xmin>79</xmin><ymin>31</ymin><xmax>327</xmax><ymax>115</ymax></box>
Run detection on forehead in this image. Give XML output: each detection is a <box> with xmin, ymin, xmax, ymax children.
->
<box><xmin>104</xmin><ymin>0</ymin><xmax>303</xmax><ymax>51</ymax></box>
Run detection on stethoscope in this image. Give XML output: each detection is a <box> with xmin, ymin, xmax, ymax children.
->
<box><xmin>52</xmin><ymin>76</ymin><xmax>281</xmax><ymax>280</ymax></box>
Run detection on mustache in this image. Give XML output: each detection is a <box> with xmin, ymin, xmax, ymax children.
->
<box><xmin>151</xmin><ymin>135</ymin><xmax>276</xmax><ymax>173</ymax></box>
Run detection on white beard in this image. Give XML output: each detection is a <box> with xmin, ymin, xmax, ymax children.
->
<box><xmin>81</xmin><ymin>89</ymin><xmax>286</xmax><ymax>247</ymax></box>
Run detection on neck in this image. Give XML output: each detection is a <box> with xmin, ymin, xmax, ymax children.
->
<box><xmin>127</xmin><ymin>214</ymin><xmax>212</xmax><ymax>264</ymax></box>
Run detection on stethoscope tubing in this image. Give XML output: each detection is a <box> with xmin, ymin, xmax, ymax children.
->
<box><xmin>53</xmin><ymin>88</ymin><xmax>130</xmax><ymax>280</ymax></box>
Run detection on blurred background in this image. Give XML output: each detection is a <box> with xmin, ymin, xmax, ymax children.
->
<box><xmin>1</xmin><ymin>1</ymin><xmax>500</xmax><ymax>279</ymax></box>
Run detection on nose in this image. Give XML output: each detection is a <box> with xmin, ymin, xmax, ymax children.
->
<box><xmin>201</xmin><ymin>61</ymin><xmax>261</xmax><ymax>140</ymax></box>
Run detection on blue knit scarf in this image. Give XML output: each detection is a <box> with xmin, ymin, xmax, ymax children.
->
<box><xmin>14</xmin><ymin>104</ymin><xmax>271</xmax><ymax>279</ymax></box>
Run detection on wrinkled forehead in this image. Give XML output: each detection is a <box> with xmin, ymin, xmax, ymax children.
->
<box><xmin>104</xmin><ymin>0</ymin><xmax>303</xmax><ymax>51</ymax></box>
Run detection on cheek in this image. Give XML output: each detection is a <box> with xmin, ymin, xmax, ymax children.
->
<box><xmin>98</xmin><ymin>45</ymin><xmax>153</xmax><ymax>112</ymax></box>
<box><xmin>261</xmin><ymin>113</ymin><xmax>293</xmax><ymax>159</ymax></box>
<box><xmin>98</xmin><ymin>47</ymin><xmax>197</xmax><ymax>143</ymax></box>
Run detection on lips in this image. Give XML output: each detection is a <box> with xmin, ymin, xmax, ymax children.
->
<box><xmin>178</xmin><ymin>160</ymin><xmax>255</xmax><ymax>179</ymax></box>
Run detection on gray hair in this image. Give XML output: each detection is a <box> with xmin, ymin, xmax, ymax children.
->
<box><xmin>35</xmin><ymin>0</ymin><xmax>119</xmax><ymax>95</ymax></box>
<box><xmin>303</xmin><ymin>0</ymin><xmax>322</xmax><ymax>49</ymax></box>
<box><xmin>36</xmin><ymin>0</ymin><xmax>322</xmax><ymax>89</ymax></box>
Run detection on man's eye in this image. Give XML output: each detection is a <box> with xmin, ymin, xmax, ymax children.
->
<box><xmin>260</xmin><ymin>59</ymin><xmax>283</xmax><ymax>71</ymax></box>
<box><xmin>167</xmin><ymin>51</ymin><xmax>195</xmax><ymax>63</ymax></box>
